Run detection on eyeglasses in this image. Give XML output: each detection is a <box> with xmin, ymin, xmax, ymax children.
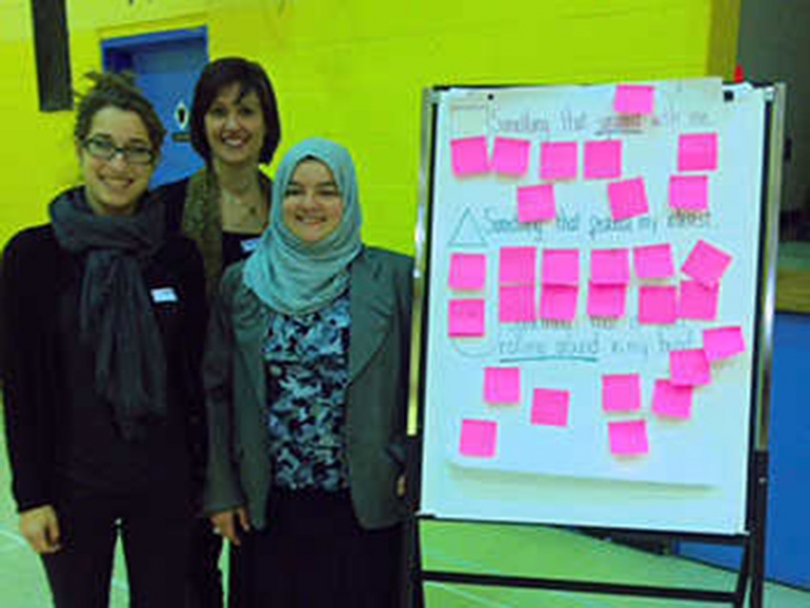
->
<box><xmin>83</xmin><ymin>137</ymin><xmax>155</xmax><ymax>166</ymax></box>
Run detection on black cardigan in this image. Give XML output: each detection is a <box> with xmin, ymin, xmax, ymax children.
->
<box><xmin>1</xmin><ymin>222</ymin><xmax>207</xmax><ymax>512</ymax></box>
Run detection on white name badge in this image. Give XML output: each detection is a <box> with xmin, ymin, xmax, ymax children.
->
<box><xmin>150</xmin><ymin>287</ymin><xmax>178</xmax><ymax>303</ymax></box>
<box><xmin>240</xmin><ymin>238</ymin><xmax>261</xmax><ymax>254</ymax></box>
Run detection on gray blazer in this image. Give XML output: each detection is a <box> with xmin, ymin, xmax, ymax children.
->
<box><xmin>203</xmin><ymin>246</ymin><xmax>413</xmax><ymax>530</ymax></box>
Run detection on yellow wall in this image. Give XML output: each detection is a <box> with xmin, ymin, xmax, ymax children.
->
<box><xmin>0</xmin><ymin>0</ymin><xmax>740</xmax><ymax>252</ymax></box>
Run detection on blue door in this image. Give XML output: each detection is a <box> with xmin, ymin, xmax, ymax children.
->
<box><xmin>103</xmin><ymin>29</ymin><xmax>208</xmax><ymax>187</ymax></box>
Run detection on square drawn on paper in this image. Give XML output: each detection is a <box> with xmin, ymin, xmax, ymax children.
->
<box><xmin>633</xmin><ymin>244</ymin><xmax>674</xmax><ymax>279</ymax></box>
<box><xmin>678</xmin><ymin>280</ymin><xmax>719</xmax><ymax>321</ymax></box>
<box><xmin>540</xmin><ymin>285</ymin><xmax>578</xmax><ymax>321</ymax></box>
<box><xmin>531</xmin><ymin>388</ymin><xmax>570</xmax><ymax>427</ymax></box>
<box><xmin>602</xmin><ymin>374</ymin><xmax>641</xmax><ymax>413</ymax></box>
<box><xmin>678</xmin><ymin>133</ymin><xmax>718</xmax><ymax>172</ymax></box>
<box><xmin>499</xmin><ymin>246</ymin><xmax>537</xmax><ymax>285</ymax></box>
<box><xmin>703</xmin><ymin>326</ymin><xmax>746</xmax><ymax>361</ymax></box>
<box><xmin>584</xmin><ymin>140</ymin><xmax>622</xmax><ymax>180</ymax></box>
<box><xmin>449</xmin><ymin>253</ymin><xmax>486</xmax><ymax>291</ymax></box>
<box><xmin>542</xmin><ymin>248</ymin><xmax>580</xmax><ymax>287</ymax></box>
<box><xmin>669</xmin><ymin>175</ymin><xmax>709</xmax><ymax>212</ymax></box>
<box><xmin>499</xmin><ymin>284</ymin><xmax>537</xmax><ymax>323</ymax></box>
<box><xmin>670</xmin><ymin>349</ymin><xmax>711</xmax><ymax>387</ymax></box>
<box><xmin>540</xmin><ymin>141</ymin><xmax>578</xmax><ymax>180</ymax></box>
<box><xmin>591</xmin><ymin>248</ymin><xmax>630</xmax><ymax>285</ymax></box>
<box><xmin>608</xmin><ymin>178</ymin><xmax>649</xmax><ymax>221</ymax></box>
<box><xmin>484</xmin><ymin>367</ymin><xmax>521</xmax><ymax>404</ymax></box>
<box><xmin>587</xmin><ymin>283</ymin><xmax>627</xmax><ymax>319</ymax></box>
<box><xmin>614</xmin><ymin>85</ymin><xmax>655</xmax><ymax>115</ymax></box>
<box><xmin>459</xmin><ymin>419</ymin><xmax>497</xmax><ymax>458</ymax></box>
<box><xmin>638</xmin><ymin>285</ymin><xmax>678</xmax><ymax>325</ymax></box>
<box><xmin>492</xmin><ymin>137</ymin><xmax>531</xmax><ymax>176</ymax></box>
<box><xmin>608</xmin><ymin>420</ymin><xmax>649</xmax><ymax>456</ymax></box>
<box><xmin>448</xmin><ymin>299</ymin><xmax>486</xmax><ymax>337</ymax></box>
<box><xmin>451</xmin><ymin>136</ymin><xmax>490</xmax><ymax>176</ymax></box>
<box><xmin>517</xmin><ymin>184</ymin><xmax>556</xmax><ymax>223</ymax></box>
<box><xmin>682</xmin><ymin>240</ymin><xmax>732</xmax><ymax>287</ymax></box>
<box><xmin>652</xmin><ymin>379</ymin><xmax>693</xmax><ymax>420</ymax></box>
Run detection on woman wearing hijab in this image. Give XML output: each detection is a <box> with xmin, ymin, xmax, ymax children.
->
<box><xmin>1</xmin><ymin>73</ymin><xmax>206</xmax><ymax>607</ymax></box>
<box><xmin>204</xmin><ymin>137</ymin><xmax>413</xmax><ymax>607</ymax></box>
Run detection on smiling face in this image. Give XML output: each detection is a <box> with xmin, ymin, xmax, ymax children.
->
<box><xmin>204</xmin><ymin>83</ymin><xmax>266</xmax><ymax>169</ymax></box>
<box><xmin>282</xmin><ymin>159</ymin><xmax>345</xmax><ymax>244</ymax></box>
<box><xmin>77</xmin><ymin>106</ymin><xmax>155</xmax><ymax>217</ymax></box>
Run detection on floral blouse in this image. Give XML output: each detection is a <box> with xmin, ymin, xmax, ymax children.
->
<box><xmin>262</xmin><ymin>293</ymin><xmax>351</xmax><ymax>491</ymax></box>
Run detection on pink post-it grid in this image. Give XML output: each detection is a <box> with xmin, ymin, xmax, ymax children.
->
<box><xmin>449</xmin><ymin>253</ymin><xmax>486</xmax><ymax>291</ymax></box>
<box><xmin>638</xmin><ymin>285</ymin><xmax>678</xmax><ymax>325</ymax></box>
<box><xmin>633</xmin><ymin>244</ymin><xmax>674</xmax><ymax>279</ymax></box>
<box><xmin>682</xmin><ymin>240</ymin><xmax>732</xmax><ymax>287</ymax></box>
<box><xmin>602</xmin><ymin>374</ymin><xmax>641</xmax><ymax>413</ymax></box>
<box><xmin>484</xmin><ymin>367</ymin><xmax>521</xmax><ymax>404</ymax></box>
<box><xmin>587</xmin><ymin>283</ymin><xmax>627</xmax><ymax>318</ymax></box>
<box><xmin>451</xmin><ymin>136</ymin><xmax>490</xmax><ymax>176</ymax></box>
<box><xmin>608</xmin><ymin>178</ymin><xmax>649</xmax><ymax>221</ymax></box>
<box><xmin>678</xmin><ymin>133</ymin><xmax>719</xmax><ymax>172</ymax></box>
<box><xmin>608</xmin><ymin>420</ymin><xmax>649</xmax><ymax>456</ymax></box>
<box><xmin>492</xmin><ymin>137</ymin><xmax>530</xmax><ymax>176</ymax></box>
<box><xmin>669</xmin><ymin>175</ymin><xmax>709</xmax><ymax>212</ymax></box>
<box><xmin>531</xmin><ymin>388</ymin><xmax>570</xmax><ymax>427</ymax></box>
<box><xmin>517</xmin><ymin>184</ymin><xmax>556</xmax><ymax>223</ymax></box>
<box><xmin>652</xmin><ymin>379</ymin><xmax>693</xmax><ymax>420</ymax></box>
<box><xmin>678</xmin><ymin>280</ymin><xmax>719</xmax><ymax>321</ymax></box>
<box><xmin>540</xmin><ymin>141</ymin><xmax>578</xmax><ymax>180</ymax></box>
<box><xmin>703</xmin><ymin>326</ymin><xmax>746</xmax><ymax>361</ymax></box>
<box><xmin>670</xmin><ymin>349</ymin><xmax>711</xmax><ymax>386</ymax></box>
<box><xmin>540</xmin><ymin>285</ymin><xmax>578</xmax><ymax>321</ymax></box>
<box><xmin>499</xmin><ymin>246</ymin><xmax>537</xmax><ymax>285</ymax></box>
<box><xmin>614</xmin><ymin>85</ymin><xmax>655</xmax><ymax>115</ymax></box>
<box><xmin>584</xmin><ymin>140</ymin><xmax>622</xmax><ymax>180</ymax></box>
<box><xmin>459</xmin><ymin>419</ymin><xmax>497</xmax><ymax>458</ymax></box>
<box><xmin>591</xmin><ymin>248</ymin><xmax>630</xmax><ymax>285</ymax></box>
<box><xmin>448</xmin><ymin>299</ymin><xmax>486</xmax><ymax>337</ymax></box>
<box><xmin>542</xmin><ymin>249</ymin><xmax>580</xmax><ymax>287</ymax></box>
<box><xmin>499</xmin><ymin>284</ymin><xmax>537</xmax><ymax>323</ymax></box>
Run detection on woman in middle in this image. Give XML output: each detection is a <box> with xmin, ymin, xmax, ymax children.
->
<box><xmin>156</xmin><ymin>57</ymin><xmax>281</xmax><ymax>608</ymax></box>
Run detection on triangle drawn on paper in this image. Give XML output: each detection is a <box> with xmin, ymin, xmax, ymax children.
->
<box><xmin>449</xmin><ymin>208</ymin><xmax>487</xmax><ymax>248</ymax></box>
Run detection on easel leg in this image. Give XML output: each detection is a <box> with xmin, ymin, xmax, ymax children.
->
<box><xmin>748</xmin><ymin>450</ymin><xmax>769</xmax><ymax>608</ymax></box>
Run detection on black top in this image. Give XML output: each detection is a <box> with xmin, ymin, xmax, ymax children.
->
<box><xmin>1</xmin><ymin>222</ymin><xmax>206</xmax><ymax>511</ymax></box>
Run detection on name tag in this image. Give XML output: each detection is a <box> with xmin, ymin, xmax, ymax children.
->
<box><xmin>240</xmin><ymin>237</ymin><xmax>261</xmax><ymax>254</ymax></box>
<box><xmin>150</xmin><ymin>287</ymin><xmax>178</xmax><ymax>303</ymax></box>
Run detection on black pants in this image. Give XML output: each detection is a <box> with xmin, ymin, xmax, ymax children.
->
<box><xmin>41</xmin><ymin>487</ymin><xmax>192</xmax><ymax>608</ymax></box>
<box><xmin>248</xmin><ymin>490</ymin><xmax>402</xmax><ymax>608</ymax></box>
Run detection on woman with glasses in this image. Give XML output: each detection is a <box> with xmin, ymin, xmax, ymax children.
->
<box><xmin>1</xmin><ymin>72</ymin><xmax>206</xmax><ymax>607</ymax></box>
<box><xmin>155</xmin><ymin>57</ymin><xmax>281</xmax><ymax>608</ymax></box>
<box><xmin>205</xmin><ymin>138</ymin><xmax>412</xmax><ymax>607</ymax></box>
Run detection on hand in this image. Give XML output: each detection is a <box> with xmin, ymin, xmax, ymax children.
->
<box><xmin>210</xmin><ymin>507</ymin><xmax>251</xmax><ymax>546</ymax></box>
<box><xmin>19</xmin><ymin>505</ymin><xmax>61</xmax><ymax>554</ymax></box>
<box><xmin>397</xmin><ymin>473</ymin><xmax>406</xmax><ymax>498</ymax></box>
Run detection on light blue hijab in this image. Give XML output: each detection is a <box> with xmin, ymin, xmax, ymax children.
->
<box><xmin>243</xmin><ymin>137</ymin><xmax>362</xmax><ymax>315</ymax></box>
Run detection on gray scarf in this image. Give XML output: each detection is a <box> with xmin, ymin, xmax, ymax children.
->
<box><xmin>50</xmin><ymin>188</ymin><xmax>167</xmax><ymax>441</ymax></box>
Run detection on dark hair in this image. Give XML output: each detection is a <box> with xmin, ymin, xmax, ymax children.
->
<box><xmin>74</xmin><ymin>72</ymin><xmax>166</xmax><ymax>155</ymax></box>
<box><xmin>189</xmin><ymin>57</ymin><xmax>281</xmax><ymax>165</ymax></box>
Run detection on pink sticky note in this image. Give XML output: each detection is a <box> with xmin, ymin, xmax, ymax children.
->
<box><xmin>638</xmin><ymin>285</ymin><xmax>678</xmax><ymax>325</ymax></box>
<box><xmin>652</xmin><ymin>379</ymin><xmax>693</xmax><ymax>420</ymax></box>
<box><xmin>451</xmin><ymin>137</ymin><xmax>489</xmax><ymax>176</ymax></box>
<box><xmin>682</xmin><ymin>240</ymin><xmax>732</xmax><ymax>287</ymax></box>
<box><xmin>703</xmin><ymin>326</ymin><xmax>746</xmax><ymax>361</ymax></box>
<box><xmin>499</xmin><ymin>246</ymin><xmax>537</xmax><ymax>285</ymax></box>
<box><xmin>678</xmin><ymin>133</ymin><xmax>718</xmax><ymax>172</ymax></box>
<box><xmin>484</xmin><ymin>367</ymin><xmax>521</xmax><ymax>404</ymax></box>
<box><xmin>670</xmin><ymin>349</ymin><xmax>711</xmax><ymax>386</ymax></box>
<box><xmin>540</xmin><ymin>142</ymin><xmax>578</xmax><ymax>180</ymax></box>
<box><xmin>608</xmin><ymin>420</ymin><xmax>649</xmax><ymax>456</ymax></box>
<box><xmin>499</xmin><ymin>285</ymin><xmax>537</xmax><ymax>323</ymax></box>
<box><xmin>608</xmin><ymin>178</ymin><xmax>649</xmax><ymax>221</ymax></box>
<box><xmin>587</xmin><ymin>283</ymin><xmax>627</xmax><ymax>318</ymax></box>
<box><xmin>678</xmin><ymin>280</ymin><xmax>719</xmax><ymax>321</ymax></box>
<box><xmin>591</xmin><ymin>248</ymin><xmax>630</xmax><ymax>285</ymax></box>
<box><xmin>633</xmin><ymin>244</ymin><xmax>675</xmax><ymax>279</ymax></box>
<box><xmin>459</xmin><ymin>419</ymin><xmax>497</xmax><ymax>458</ymax></box>
<box><xmin>602</xmin><ymin>374</ymin><xmax>641</xmax><ymax>413</ymax></box>
<box><xmin>531</xmin><ymin>388</ymin><xmax>570</xmax><ymax>427</ymax></box>
<box><xmin>542</xmin><ymin>249</ymin><xmax>580</xmax><ymax>287</ymax></box>
<box><xmin>448</xmin><ymin>299</ymin><xmax>485</xmax><ymax>337</ymax></box>
<box><xmin>584</xmin><ymin>140</ymin><xmax>622</xmax><ymax>180</ymax></box>
<box><xmin>614</xmin><ymin>85</ymin><xmax>655</xmax><ymax>115</ymax></box>
<box><xmin>669</xmin><ymin>175</ymin><xmax>709</xmax><ymax>212</ymax></box>
<box><xmin>492</xmin><ymin>137</ymin><xmax>530</xmax><ymax>176</ymax></box>
<box><xmin>540</xmin><ymin>285</ymin><xmax>578</xmax><ymax>321</ymax></box>
<box><xmin>449</xmin><ymin>253</ymin><xmax>486</xmax><ymax>291</ymax></box>
<box><xmin>517</xmin><ymin>184</ymin><xmax>556</xmax><ymax>223</ymax></box>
